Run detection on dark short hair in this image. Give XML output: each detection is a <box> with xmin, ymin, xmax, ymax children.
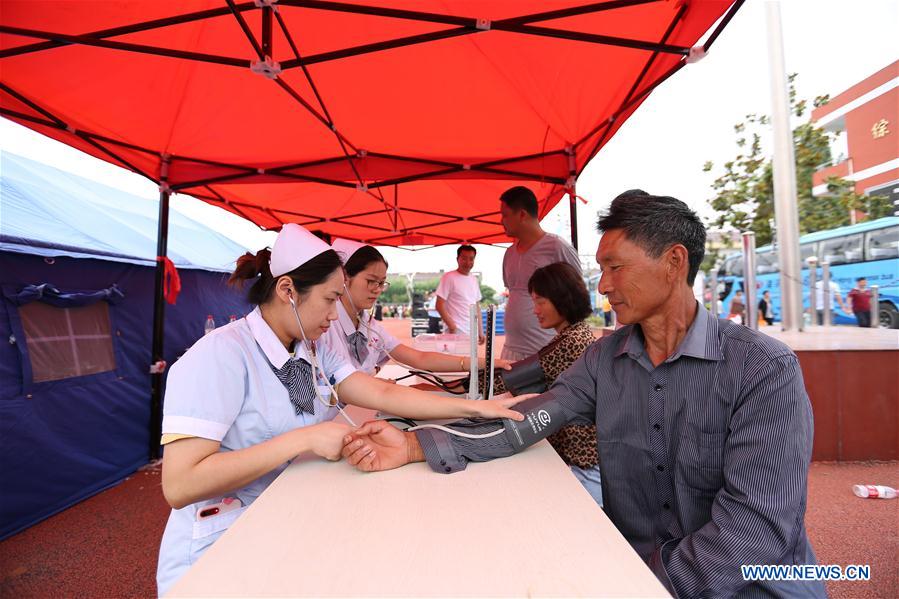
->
<box><xmin>597</xmin><ymin>191</ymin><xmax>706</xmax><ymax>285</ymax></box>
<box><xmin>344</xmin><ymin>245</ymin><xmax>389</xmax><ymax>277</ymax></box>
<box><xmin>309</xmin><ymin>230</ymin><xmax>333</xmax><ymax>244</ymax></box>
<box><xmin>457</xmin><ymin>244</ymin><xmax>477</xmax><ymax>258</ymax></box>
<box><xmin>856</xmin><ymin>276</ymin><xmax>866</xmax><ymax>282</ymax></box>
<box><xmin>500</xmin><ymin>186</ymin><xmax>538</xmax><ymax>218</ymax></box>
<box><xmin>229</xmin><ymin>248</ymin><xmax>342</xmax><ymax>305</ymax></box>
<box><xmin>527</xmin><ymin>262</ymin><xmax>592</xmax><ymax>325</ymax></box>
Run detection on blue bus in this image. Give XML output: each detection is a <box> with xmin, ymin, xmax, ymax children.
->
<box><xmin>715</xmin><ymin>216</ymin><xmax>899</xmax><ymax>328</ymax></box>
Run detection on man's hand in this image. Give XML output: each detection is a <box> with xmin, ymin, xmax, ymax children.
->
<box><xmin>342</xmin><ymin>421</ymin><xmax>423</xmax><ymax>472</ymax></box>
<box><xmin>478</xmin><ymin>334</ymin><xmax>485</xmax><ymax>345</ymax></box>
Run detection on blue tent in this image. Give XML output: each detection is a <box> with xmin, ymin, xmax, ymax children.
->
<box><xmin>0</xmin><ymin>152</ymin><xmax>253</xmax><ymax>539</ymax></box>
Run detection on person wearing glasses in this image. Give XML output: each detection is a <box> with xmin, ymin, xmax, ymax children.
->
<box><xmin>156</xmin><ymin>225</ymin><xmax>524</xmax><ymax>595</ymax></box>
<box><xmin>321</xmin><ymin>238</ymin><xmax>510</xmax><ymax>376</ymax></box>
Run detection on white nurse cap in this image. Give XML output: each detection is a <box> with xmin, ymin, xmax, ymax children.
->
<box><xmin>269</xmin><ymin>223</ymin><xmax>332</xmax><ymax>277</ymax></box>
<box><xmin>331</xmin><ymin>238</ymin><xmax>367</xmax><ymax>265</ymax></box>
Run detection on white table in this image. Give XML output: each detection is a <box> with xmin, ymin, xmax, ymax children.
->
<box><xmin>168</xmin><ymin>366</ymin><xmax>670</xmax><ymax>597</ymax></box>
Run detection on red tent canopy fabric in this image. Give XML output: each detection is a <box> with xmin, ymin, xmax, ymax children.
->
<box><xmin>1</xmin><ymin>0</ymin><xmax>741</xmax><ymax>246</ymax></box>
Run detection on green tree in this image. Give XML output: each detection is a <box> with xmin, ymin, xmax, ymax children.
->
<box><xmin>480</xmin><ymin>284</ymin><xmax>498</xmax><ymax>305</ymax></box>
<box><xmin>704</xmin><ymin>74</ymin><xmax>891</xmax><ymax>251</ymax></box>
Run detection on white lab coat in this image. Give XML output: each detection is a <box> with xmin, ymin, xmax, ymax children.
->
<box><xmin>156</xmin><ymin>307</ymin><xmax>355</xmax><ymax>596</ymax></box>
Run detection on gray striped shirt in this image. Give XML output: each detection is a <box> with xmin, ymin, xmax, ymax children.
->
<box><xmin>416</xmin><ymin>303</ymin><xmax>825</xmax><ymax>598</ymax></box>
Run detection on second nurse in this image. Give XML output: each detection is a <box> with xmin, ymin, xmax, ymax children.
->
<box><xmin>321</xmin><ymin>238</ymin><xmax>509</xmax><ymax>376</ymax></box>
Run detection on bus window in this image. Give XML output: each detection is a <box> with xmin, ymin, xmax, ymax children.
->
<box><xmin>757</xmin><ymin>250</ymin><xmax>779</xmax><ymax>273</ymax></box>
<box><xmin>723</xmin><ymin>254</ymin><xmax>743</xmax><ymax>277</ymax></box>
<box><xmin>800</xmin><ymin>242</ymin><xmax>817</xmax><ymax>264</ymax></box>
<box><xmin>820</xmin><ymin>233</ymin><xmax>863</xmax><ymax>265</ymax></box>
<box><xmin>866</xmin><ymin>225</ymin><xmax>899</xmax><ymax>260</ymax></box>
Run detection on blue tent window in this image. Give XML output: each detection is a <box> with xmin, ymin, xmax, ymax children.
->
<box><xmin>19</xmin><ymin>301</ymin><xmax>116</xmax><ymax>383</ymax></box>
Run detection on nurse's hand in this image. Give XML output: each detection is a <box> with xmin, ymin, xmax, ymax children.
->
<box><xmin>466</xmin><ymin>393</ymin><xmax>534</xmax><ymax>421</ymax></box>
<box><xmin>342</xmin><ymin>421</ymin><xmax>421</xmax><ymax>472</ymax></box>
<box><xmin>476</xmin><ymin>356</ymin><xmax>513</xmax><ymax>370</ymax></box>
<box><xmin>309</xmin><ymin>422</ymin><xmax>354</xmax><ymax>461</ymax></box>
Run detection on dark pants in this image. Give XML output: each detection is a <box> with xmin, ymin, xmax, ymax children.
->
<box><xmin>854</xmin><ymin>311</ymin><xmax>871</xmax><ymax>328</ymax></box>
<box><xmin>427</xmin><ymin>316</ymin><xmax>442</xmax><ymax>333</ymax></box>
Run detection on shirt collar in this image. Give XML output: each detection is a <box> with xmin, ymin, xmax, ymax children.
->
<box><xmin>613</xmin><ymin>301</ymin><xmax>723</xmax><ymax>363</ymax></box>
<box><xmin>336</xmin><ymin>300</ymin><xmax>367</xmax><ymax>337</ymax></box>
<box><xmin>246</xmin><ymin>306</ymin><xmax>312</xmax><ymax>368</ymax></box>
<box><xmin>614</xmin><ymin>325</ymin><xmax>645</xmax><ymax>360</ymax></box>
<box><xmin>667</xmin><ymin>302</ymin><xmax>722</xmax><ymax>362</ymax></box>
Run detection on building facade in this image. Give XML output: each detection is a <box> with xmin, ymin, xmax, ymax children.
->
<box><xmin>811</xmin><ymin>61</ymin><xmax>898</xmax><ymax>214</ymax></box>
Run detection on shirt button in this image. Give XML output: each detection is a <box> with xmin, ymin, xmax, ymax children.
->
<box><xmin>440</xmin><ymin>460</ymin><xmax>447</xmax><ymax>466</ymax></box>
<box><xmin>657</xmin><ymin>465</ymin><xmax>665</xmax><ymax>471</ymax></box>
<box><xmin>444</xmin><ymin>466</ymin><xmax>452</xmax><ymax>473</ymax></box>
<box><xmin>653</xmin><ymin>423</ymin><xmax>661</xmax><ymax>430</ymax></box>
<box><xmin>663</xmin><ymin>502</ymin><xmax>670</xmax><ymax>510</ymax></box>
<box><xmin>654</xmin><ymin>384</ymin><xmax>662</xmax><ymax>391</ymax></box>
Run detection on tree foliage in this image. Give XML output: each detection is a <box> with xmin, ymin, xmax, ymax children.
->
<box><xmin>704</xmin><ymin>74</ymin><xmax>892</xmax><ymax>253</ymax></box>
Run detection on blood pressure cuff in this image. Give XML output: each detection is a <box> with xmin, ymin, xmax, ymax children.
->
<box><xmin>498</xmin><ymin>353</ymin><xmax>547</xmax><ymax>395</ymax></box>
<box><xmin>453</xmin><ymin>352</ymin><xmax>548</xmax><ymax>396</ymax></box>
<box><xmin>502</xmin><ymin>392</ymin><xmax>568</xmax><ymax>452</ymax></box>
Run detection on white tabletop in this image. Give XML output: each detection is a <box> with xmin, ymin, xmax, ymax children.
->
<box><xmin>168</xmin><ymin>366</ymin><xmax>670</xmax><ymax>598</ymax></box>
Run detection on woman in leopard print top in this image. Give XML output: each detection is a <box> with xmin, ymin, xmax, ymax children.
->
<box><xmin>473</xmin><ymin>262</ymin><xmax>603</xmax><ymax>506</ymax></box>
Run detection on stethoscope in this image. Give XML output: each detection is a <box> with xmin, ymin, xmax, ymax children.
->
<box><xmin>288</xmin><ymin>291</ymin><xmax>357</xmax><ymax>427</ymax></box>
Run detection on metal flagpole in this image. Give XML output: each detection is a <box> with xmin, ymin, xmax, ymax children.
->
<box><xmin>765</xmin><ymin>1</ymin><xmax>803</xmax><ymax>331</ymax></box>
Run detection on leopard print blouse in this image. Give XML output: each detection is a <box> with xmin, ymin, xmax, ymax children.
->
<box><xmin>479</xmin><ymin>320</ymin><xmax>599</xmax><ymax>469</ymax></box>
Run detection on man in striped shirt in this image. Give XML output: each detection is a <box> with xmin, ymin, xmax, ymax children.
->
<box><xmin>343</xmin><ymin>192</ymin><xmax>825</xmax><ymax>598</ymax></box>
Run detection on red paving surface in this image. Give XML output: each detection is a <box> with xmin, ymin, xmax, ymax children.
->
<box><xmin>2</xmin><ymin>319</ymin><xmax>896</xmax><ymax>598</ymax></box>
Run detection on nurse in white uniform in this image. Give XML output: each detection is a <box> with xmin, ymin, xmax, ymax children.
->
<box><xmin>322</xmin><ymin>239</ymin><xmax>510</xmax><ymax>376</ymax></box>
<box><xmin>156</xmin><ymin>225</ymin><xmax>523</xmax><ymax>596</ymax></box>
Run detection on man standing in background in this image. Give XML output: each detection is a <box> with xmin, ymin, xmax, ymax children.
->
<box><xmin>847</xmin><ymin>277</ymin><xmax>873</xmax><ymax>327</ymax></box>
<box><xmin>499</xmin><ymin>186</ymin><xmax>581</xmax><ymax>360</ymax></box>
<box><xmin>758</xmin><ymin>290</ymin><xmax>775</xmax><ymax>326</ymax></box>
<box><xmin>436</xmin><ymin>245</ymin><xmax>484</xmax><ymax>343</ymax></box>
<box><xmin>812</xmin><ymin>276</ymin><xmax>849</xmax><ymax>325</ymax></box>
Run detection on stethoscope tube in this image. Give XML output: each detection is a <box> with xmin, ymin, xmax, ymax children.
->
<box><xmin>288</xmin><ymin>293</ymin><xmax>357</xmax><ymax>427</ymax></box>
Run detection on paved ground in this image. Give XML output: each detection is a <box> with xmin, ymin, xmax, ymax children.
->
<box><xmin>2</xmin><ymin>319</ymin><xmax>896</xmax><ymax>598</ymax></box>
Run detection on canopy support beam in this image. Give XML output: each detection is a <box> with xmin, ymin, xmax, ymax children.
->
<box><xmin>581</xmin><ymin>0</ymin><xmax>687</xmax><ymax>161</ymax></box>
<box><xmin>0</xmin><ymin>4</ymin><xmax>253</xmax><ymax>60</ymax></box>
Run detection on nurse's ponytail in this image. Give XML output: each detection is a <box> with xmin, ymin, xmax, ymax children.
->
<box><xmin>229</xmin><ymin>247</ymin><xmax>342</xmax><ymax>306</ymax></box>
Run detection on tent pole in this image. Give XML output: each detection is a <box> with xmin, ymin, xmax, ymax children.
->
<box><xmin>569</xmin><ymin>192</ymin><xmax>579</xmax><ymax>250</ymax></box>
<box><xmin>566</xmin><ymin>146</ymin><xmax>578</xmax><ymax>250</ymax></box>
<box><xmin>149</xmin><ymin>156</ymin><xmax>171</xmax><ymax>461</ymax></box>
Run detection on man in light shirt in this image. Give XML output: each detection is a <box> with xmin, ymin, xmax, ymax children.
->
<box><xmin>811</xmin><ymin>277</ymin><xmax>849</xmax><ymax>324</ymax></box>
<box><xmin>436</xmin><ymin>245</ymin><xmax>484</xmax><ymax>343</ymax></box>
<box><xmin>499</xmin><ymin>186</ymin><xmax>581</xmax><ymax>360</ymax></box>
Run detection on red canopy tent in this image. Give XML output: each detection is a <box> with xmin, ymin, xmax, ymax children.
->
<box><xmin>1</xmin><ymin>0</ymin><xmax>743</xmax><ymax>456</ymax></box>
